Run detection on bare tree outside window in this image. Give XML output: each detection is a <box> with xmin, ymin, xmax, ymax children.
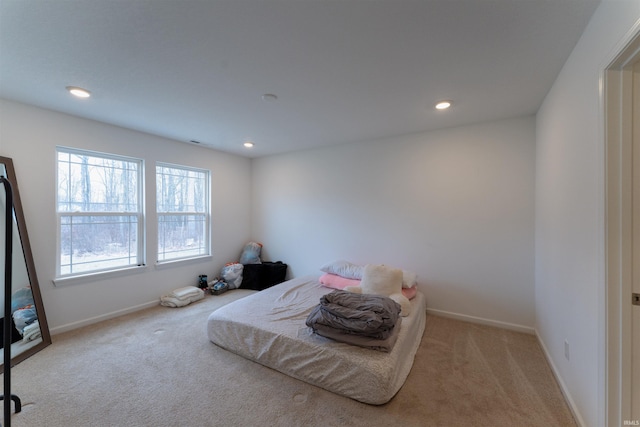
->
<box><xmin>56</xmin><ymin>148</ymin><xmax>144</xmax><ymax>276</ymax></box>
<box><xmin>156</xmin><ymin>164</ymin><xmax>210</xmax><ymax>262</ymax></box>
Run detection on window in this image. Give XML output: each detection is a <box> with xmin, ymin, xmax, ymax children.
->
<box><xmin>56</xmin><ymin>147</ymin><xmax>144</xmax><ymax>277</ymax></box>
<box><xmin>156</xmin><ymin>163</ymin><xmax>210</xmax><ymax>262</ymax></box>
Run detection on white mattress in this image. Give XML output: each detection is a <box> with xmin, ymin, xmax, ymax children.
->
<box><xmin>207</xmin><ymin>275</ymin><xmax>426</xmax><ymax>404</ymax></box>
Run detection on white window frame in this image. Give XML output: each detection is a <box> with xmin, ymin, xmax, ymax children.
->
<box><xmin>156</xmin><ymin>162</ymin><xmax>211</xmax><ymax>264</ymax></box>
<box><xmin>55</xmin><ymin>147</ymin><xmax>145</xmax><ymax>282</ymax></box>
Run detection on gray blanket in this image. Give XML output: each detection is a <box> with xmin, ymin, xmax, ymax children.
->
<box><xmin>305</xmin><ymin>290</ymin><xmax>401</xmax><ymax>339</ymax></box>
<box><xmin>311</xmin><ymin>317</ymin><xmax>402</xmax><ymax>352</ymax></box>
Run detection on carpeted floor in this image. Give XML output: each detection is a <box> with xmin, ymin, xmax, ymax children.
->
<box><xmin>4</xmin><ymin>290</ymin><xmax>576</xmax><ymax>427</ymax></box>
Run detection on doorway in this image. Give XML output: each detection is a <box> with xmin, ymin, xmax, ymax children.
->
<box><xmin>605</xmin><ymin>30</ymin><xmax>640</xmax><ymax>426</ymax></box>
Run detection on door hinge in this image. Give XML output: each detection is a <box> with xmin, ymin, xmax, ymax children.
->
<box><xmin>633</xmin><ymin>293</ymin><xmax>640</xmax><ymax>306</ymax></box>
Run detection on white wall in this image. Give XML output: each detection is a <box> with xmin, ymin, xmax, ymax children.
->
<box><xmin>535</xmin><ymin>1</ymin><xmax>640</xmax><ymax>426</ymax></box>
<box><xmin>0</xmin><ymin>99</ymin><xmax>252</xmax><ymax>332</ymax></box>
<box><xmin>252</xmin><ymin>116</ymin><xmax>536</xmax><ymax>330</ymax></box>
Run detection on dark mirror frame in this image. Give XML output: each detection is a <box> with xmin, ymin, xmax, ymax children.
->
<box><xmin>0</xmin><ymin>156</ymin><xmax>51</xmax><ymax>367</ymax></box>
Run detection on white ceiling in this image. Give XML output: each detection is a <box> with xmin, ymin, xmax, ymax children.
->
<box><xmin>0</xmin><ymin>0</ymin><xmax>600</xmax><ymax>158</ymax></box>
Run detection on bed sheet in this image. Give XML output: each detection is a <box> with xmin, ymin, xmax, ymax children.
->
<box><xmin>207</xmin><ymin>275</ymin><xmax>426</xmax><ymax>405</ymax></box>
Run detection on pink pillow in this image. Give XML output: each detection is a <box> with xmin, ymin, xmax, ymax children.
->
<box><xmin>402</xmin><ymin>285</ymin><xmax>417</xmax><ymax>300</ymax></box>
<box><xmin>319</xmin><ymin>273</ymin><xmax>418</xmax><ymax>300</ymax></box>
<box><xmin>319</xmin><ymin>273</ymin><xmax>360</xmax><ymax>289</ymax></box>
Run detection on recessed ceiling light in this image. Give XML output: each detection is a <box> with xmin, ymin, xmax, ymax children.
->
<box><xmin>243</xmin><ymin>141</ymin><xmax>255</xmax><ymax>148</ymax></box>
<box><xmin>435</xmin><ymin>100</ymin><xmax>452</xmax><ymax>110</ymax></box>
<box><xmin>66</xmin><ymin>86</ymin><xmax>91</xmax><ymax>98</ymax></box>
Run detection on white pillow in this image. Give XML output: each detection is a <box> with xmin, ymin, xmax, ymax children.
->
<box><xmin>360</xmin><ymin>264</ymin><xmax>411</xmax><ymax>317</ymax></box>
<box><xmin>319</xmin><ymin>260</ymin><xmax>364</xmax><ymax>280</ymax></box>
<box><xmin>360</xmin><ymin>264</ymin><xmax>403</xmax><ymax>296</ymax></box>
<box><xmin>402</xmin><ymin>270</ymin><xmax>417</xmax><ymax>289</ymax></box>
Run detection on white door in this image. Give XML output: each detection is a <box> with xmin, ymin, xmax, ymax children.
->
<box><xmin>632</xmin><ymin>59</ymin><xmax>640</xmax><ymax>422</ymax></box>
<box><xmin>605</xmin><ymin>32</ymin><xmax>640</xmax><ymax>427</ymax></box>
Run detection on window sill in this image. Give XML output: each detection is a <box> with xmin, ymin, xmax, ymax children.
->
<box><xmin>154</xmin><ymin>255</ymin><xmax>212</xmax><ymax>269</ymax></box>
<box><xmin>53</xmin><ymin>264</ymin><xmax>148</xmax><ymax>287</ymax></box>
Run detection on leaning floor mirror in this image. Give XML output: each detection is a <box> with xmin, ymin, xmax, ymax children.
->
<box><xmin>0</xmin><ymin>156</ymin><xmax>50</xmax><ymax>367</ymax></box>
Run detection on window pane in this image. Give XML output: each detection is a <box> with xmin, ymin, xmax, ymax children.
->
<box><xmin>57</xmin><ymin>151</ymin><xmax>139</xmax><ymax>212</ymax></box>
<box><xmin>56</xmin><ymin>147</ymin><xmax>144</xmax><ymax>278</ymax></box>
<box><xmin>156</xmin><ymin>166</ymin><xmax>206</xmax><ymax>213</ymax></box>
<box><xmin>157</xmin><ymin>214</ymin><xmax>207</xmax><ymax>261</ymax></box>
<box><xmin>156</xmin><ymin>163</ymin><xmax>210</xmax><ymax>263</ymax></box>
<box><xmin>59</xmin><ymin>214</ymin><xmax>139</xmax><ymax>275</ymax></box>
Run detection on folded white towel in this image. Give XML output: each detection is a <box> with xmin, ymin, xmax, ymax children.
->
<box><xmin>160</xmin><ymin>286</ymin><xmax>204</xmax><ymax>307</ymax></box>
<box><xmin>23</xmin><ymin>320</ymin><xmax>41</xmax><ymax>342</ymax></box>
<box><xmin>169</xmin><ymin>286</ymin><xmax>203</xmax><ymax>300</ymax></box>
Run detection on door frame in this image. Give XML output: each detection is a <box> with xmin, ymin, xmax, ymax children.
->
<box><xmin>604</xmin><ymin>23</ymin><xmax>640</xmax><ymax>427</ymax></box>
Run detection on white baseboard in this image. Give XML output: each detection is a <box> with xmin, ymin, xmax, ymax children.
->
<box><xmin>426</xmin><ymin>308</ymin><xmax>535</xmax><ymax>335</ymax></box>
<box><xmin>535</xmin><ymin>329</ymin><xmax>586</xmax><ymax>427</ymax></box>
<box><xmin>50</xmin><ymin>300</ymin><xmax>160</xmax><ymax>335</ymax></box>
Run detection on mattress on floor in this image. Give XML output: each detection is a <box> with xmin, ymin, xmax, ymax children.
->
<box><xmin>207</xmin><ymin>275</ymin><xmax>426</xmax><ymax>405</ymax></box>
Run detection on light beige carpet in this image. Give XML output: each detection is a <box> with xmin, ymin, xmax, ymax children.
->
<box><xmin>4</xmin><ymin>290</ymin><xmax>576</xmax><ymax>427</ymax></box>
